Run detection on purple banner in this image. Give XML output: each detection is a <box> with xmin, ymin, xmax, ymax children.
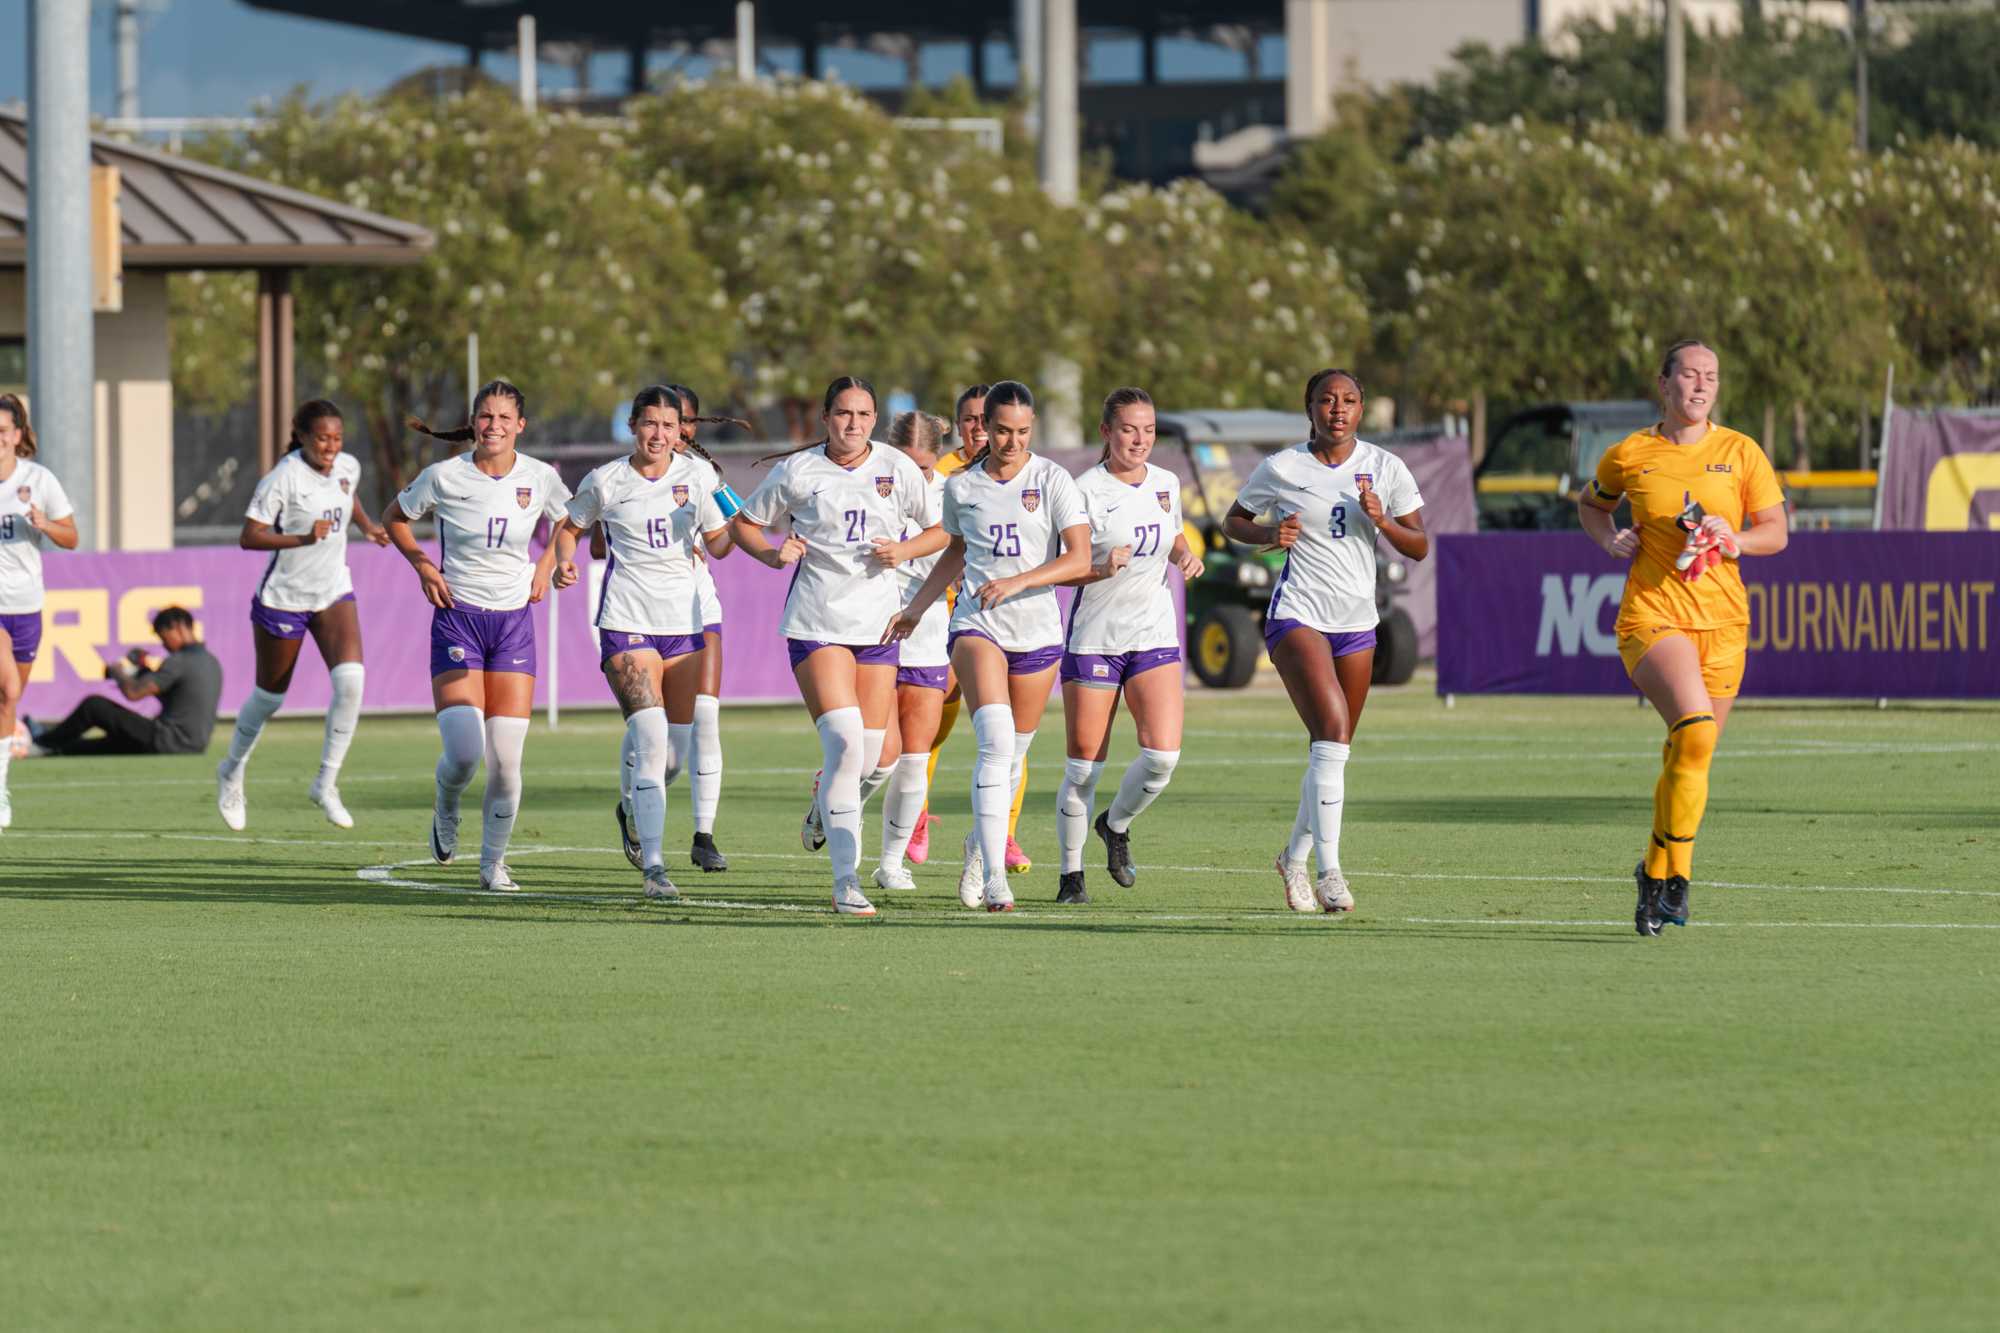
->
<box><xmin>1436</xmin><ymin>532</ymin><xmax>1999</xmax><ymax>698</ymax></box>
<box><xmin>28</xmin><ymin>544</ymin><xmax>1185</xmax><ymax>721</ymax></box>
<box><xmin>1879</xmin><ymin>408</ymin><xmax>2000</xmax><ymax>531</ymax></box>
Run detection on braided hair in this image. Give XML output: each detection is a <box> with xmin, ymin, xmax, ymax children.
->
<box><xmin>407</xmin><ymin>379</ymin><xmax>528</xmax><ymax>444</ymax></box>
<box><xmin>755</xmin><ymin>376</ymin><xmax>878</xmax><ymax>466</ymax></box>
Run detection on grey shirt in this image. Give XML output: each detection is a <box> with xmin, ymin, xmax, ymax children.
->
<box><xmin>142</xmin><ymin>644</ymin><xmax>223</xmax><ymax>754</ymax></box>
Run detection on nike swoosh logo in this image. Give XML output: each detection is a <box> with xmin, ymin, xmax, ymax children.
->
<box><xmin>1319</xmin><ymin>800</ymin><xmax>1341</xmax><ymax>806</ymax></box>
<box><xmin>511</xmin><ymin>658</ymin><xmax>528</xmax><ymax>664</ymax></box>
<box><xmin>975</xmin><ymin>783</ymin><xmax>1003</xmax><ymax>790</ymax></box>
<box><xmin>827</xmin><ymin>807</ymin><xmax>858</xmax><ymax>817</ymax></box>
<box><xmin>1640</xmin><ymin>467</ymin><xmax>1658</xmax><ymax>474</ymax></box>
<box><xmin>1104</xmin><ymin>504</ymin><xmax>1123</xmax><ymax>514</ymax></box>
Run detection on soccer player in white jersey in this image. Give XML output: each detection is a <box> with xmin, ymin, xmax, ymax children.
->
<box><xmin>0</xmin><ymin>392</ymin><xmax>78</xmax><ymax>831</ymax></box>
<box><xmin>587</xmin><ymin>383</ymin><xmax>744</xmax><ymax>874</ymax></box>
<box><xmin>1225</xmin><ymin>369</ymin><xmax>1428</xmax><ymax>914</ymax></box>
<box><xmin>886</xmin><ymin>380</ymin><xmax>1091</xmax><ymax>912</ymax></box>
<box><xmin>732</xmin><ymin>376</ymin><xmax>945</xmax><ymax>917</ymax></box>
<box><xmin>1053</xmin><ymin>388</ymin><xmax>1204</xmax><ymax>904</ymax></box>
<box><xmin>556</xmin><ymin>386</ymin><xmax>731</xmax><ymax>902</ymax></box>
<box><xmin>861</xmin><ymin>409</ymin><xmax>954</xmax><ymax>893</ymax></box>
<box><xmin>382</xmin><ymin>380</ymin><xmax>577</xmax><ymax>893</ymax></box>
<box><xmin>215</xmin><ymin>400</ymin><xmax>391</xmax><ymax>832</ymax></box>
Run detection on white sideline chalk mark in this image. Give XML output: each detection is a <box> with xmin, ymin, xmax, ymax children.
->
<box><xmin>17</xmin><ymin>829</ymin><xmax>1991</xmax><ymax>905</ymax></box>
<box><xmin>21</xmin><ymin>737</ymin><xmax>1996</xmax><ymax>792</ymax></box>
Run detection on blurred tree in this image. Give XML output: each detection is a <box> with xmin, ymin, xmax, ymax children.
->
<box><xmin>172</xmin><ymin>88</ymin><xmax>730</xmax><ymax>491</ymax></box>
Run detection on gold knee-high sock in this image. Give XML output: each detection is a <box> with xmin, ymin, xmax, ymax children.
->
<box><xmin>1644</xmin><ymin>738</ymin><xmax>1672</xmax><ymax>879</ymax></box>
<box><xmin>1651</xmin><ymin>712</ymin><xmax>1717</xmax><ymax>880</ymax></box>
<box><xmin>1007</xmin><ymin>757</ymin><xmax>1029</xmax><ymax>839</ymax></box>
<box><xmin>922</xmin><ymin>693</ymin><xmax>963</xmax><ymax>815</ymax></box>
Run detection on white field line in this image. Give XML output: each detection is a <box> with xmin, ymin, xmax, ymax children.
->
<box><xmin>352</xmin><ymin>861</ymin><xmax>2000</xmax><ymax>931</ymax></box>
<box><xmin>9</xmin><ymin>830</ymin><xmax>1995</xmax><ymax>903</ymax></box>
<box><xmin>17</xmin><ymin>738</ymin><xmax>1996</xmax><ymax>792</ymax></box>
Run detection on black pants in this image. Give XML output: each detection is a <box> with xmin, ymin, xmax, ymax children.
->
<box><xmin>39</xmin><ymin>695</ymin><xmax>160</xmax><ymax>756</ymax></box>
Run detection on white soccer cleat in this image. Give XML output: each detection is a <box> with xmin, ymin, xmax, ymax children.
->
<box><xmin>1277</xmin><ymin>853</ymin><xmax>1315</xmax><ymax>913</ymax></box>
<box><xmin>642</xmin><ymin>865</ymin><xmax>679</xmax><ymax>901</ymax></box>
<box><xmin>0</xmin><ymin>787</ymin><xmax>11</xmax><ymax>831</ymax></box>
<box><xmin>833</xmin><ymin>877</ymin><xmax>877</xmax><ymax>917</ymax></box>
<box><xmin>308</xmin><ymin>780</ymin><xmax>354</xmax><ymax>830</ymax></box>
<box><xmin>216</xmin><ymin>761</ymin><xmax>247</xmax><ymax>832</ymax></box>
<box><xmin>983</xmin><ymin>877</ymin><xmax>1015</xmax><ymax>913</ymax></box>
<box><xmin>872</xmin><ymin>863</ymin><xmax>916</xmax><ymax>893</ymax></box>
<box><xmin>957</xmin><ymin>831</ymin><xmax>986</xmax><ymax>909</ymax></box>
<box><xmin>481</xmin><ymin>862</ymin><xmax>521</xmax><ymax>893</ymax></box>
<box><xmin>1315</xmin><ymin>869</ymin><xmax>1355</xmax><ymax>914</ymax></box>
<box><xmin>430</xmin><ymin>788</ymin><xmax>460</xmax><ymax>864</ymax></box>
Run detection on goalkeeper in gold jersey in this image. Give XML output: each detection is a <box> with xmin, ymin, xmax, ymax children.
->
<box><xmin>1578</xmin><ymin>340</ymin><xmax>1789</xmax><ymax>937</ymax></box>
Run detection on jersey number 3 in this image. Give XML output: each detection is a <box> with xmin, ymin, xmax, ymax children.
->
<box><xmin>1329</xmin><ymin>505</ymin><xmax>1346</xmax><ymax>539</ymax></box>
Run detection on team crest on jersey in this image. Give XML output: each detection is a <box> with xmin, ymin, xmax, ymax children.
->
<box><xmin>338</xmin><ymin>477</ymin><xmax>351</xmax><ymax>495</ymax></box>
<box><xmin>1155</xmin><ymin>490</ymin><xmax>1172</xmax><ymax>512</ymax></box>
<box><xmin>874</xmin><ymin>476</ymin><xmax>894</xmax><ymax>498</ymax></box>
<box><xmin>1021</xmin><ymin>489</ymin><xmax>1041</xmax><ymax>513</ymax></box>
<box><xmin>672</xmin><ymin>484</ymin><xmax>690</xmax><ymax>506</ymax></box>
<box><xmin>515</xmin><ymin>487</ymin><xmax>533</xmax><ymax>509</ymax></box>
<box><xmin>1355</xmin><ymin>472</ymin><xmax>1374</xmax><ymax>491</ymax></box>
<box><xmin>14</xmin><ymin>486</ymin><xmax>28</xmax><ymax>504</ymax></box>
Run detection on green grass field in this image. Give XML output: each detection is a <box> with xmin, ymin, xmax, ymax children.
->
<box><xmin>3</xmin><ymin>681</ymin><xmax>1996</xmax><ymax>1331</ymax></box>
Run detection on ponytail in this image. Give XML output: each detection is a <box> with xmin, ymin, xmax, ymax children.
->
<box><xmin>1097</xmin><ymin>386</ymin><xmax>1154</xmax><ymax>464</ymax></box>
<box><xmin>0</xmin><ymin>393</ymin><xmax>37</xmax><ymax>459</ymax></box>
<box><xmin>408</xmin><ymin>379</ymin><xmax>527</xmax><ymax>445</ymax></box>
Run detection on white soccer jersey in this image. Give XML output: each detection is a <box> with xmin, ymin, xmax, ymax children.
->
<box><xmin>395</xmin><ymin>452</ymin><xmax>572</xmax><ymax>611</ymax></box>
<box><xmin>944</xmin><ymin>454</ymin><xmax>1089</xmax><ymax>651</ymax></box>
<box><xmin>1233</xmin><ymin>440</ymin><xmax>1422</xmax><ymax>633</ymax></box>
<box><xmin>1066</xmin><ymin>461</ymin><xmax>1185</xmax><ymax>654</ymax></box>
<box><xmin>245</xmin><ymin>450</ymin><xmax>364</xmax><ymax>612</ymax></box>
<box><xmin>739</xmin><ymin>441</ymin><xmax>937</xmax><ymax>642</ymax></box>
<box><xmin>568</xmin><ymin>454</ymin><xmax>725</xmax><ymax>635</ymax></box>
<box><xmin>0</xmin><ymin>460</ymin><xmax>75</xmax><ymax>614</ymax></box>
<box><xmin>896</xmin><ymin>470</ymin><xmax>952</xmax><ymax>668</ymax></box>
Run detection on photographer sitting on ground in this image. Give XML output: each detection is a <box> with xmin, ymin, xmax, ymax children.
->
<box><xmin>25</xmin><ymin>606</ymin><xmax>222</xmax><ymax>757</ymax></box>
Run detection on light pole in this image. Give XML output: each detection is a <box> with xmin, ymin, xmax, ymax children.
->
<box><xmin>28</xmin><ymin>0</ymin><xmax>95</xmax><ymax>547</ymax></box>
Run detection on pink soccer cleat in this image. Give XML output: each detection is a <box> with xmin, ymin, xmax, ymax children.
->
<box><xmin>1004</xmin><ymin>836</ymin><xmax>1032</xmax><ymax>875</ymax></box>
<box><xmin>907</xmin><ymin>810</ymin><xmax>937</xmax><ymax>865</ymax></box>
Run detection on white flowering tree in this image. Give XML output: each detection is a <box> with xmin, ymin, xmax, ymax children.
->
<box><xmin>626</xmin><ymin>79</ymin><xmax>1084</xmax><ymax>429</ymax></box>
<box><xmin>172</xmin><ymin>88</ymin><xmax>731</xmax><ymax>489</ymax></box>
<box><xmin>1838</xmin><ymin>141</ymin><xmax>2000</xmax><ymax>402</ymax></box>
<box><xmin>1076</xmin><ymin>179</ymin><xmax>1367</xmax><ymax>410</ymax></box>
<box><xmin>1277</xmin><ymin>116</ymin><xmax>1899</xmax><ymax>452</ymax></box>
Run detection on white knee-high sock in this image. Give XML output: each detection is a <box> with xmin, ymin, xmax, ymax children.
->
<box><xmin>619</xmin><ymin>726</ymin><xmax>637</xmax><ymax>811</ymax></box>
<box><xmin>971</xmin><ymin>705</ymin><xmax>1016</xmax><ymax>887</ymax></box>
<box><xmin>1285</xmin><ymin>766</ymin><xmax>1313</xmax><ymax>865</ymax></box>
<box><xmin>815</xmin><ymin>706</ymin><xmax>866</xmax><ymax>885</ymax></box>
<box><xmin>880</xmin><ymin>752</ymin><xmax>930</xmax><ymax>867</ymax></box>
<box><xmin>435</xmin><ymin>704</ymin><xmax>485</xmax><ymax>815</ymax></box>
<box><xmin>1009</xmin><ymin>730</ymin><xmax>1037</xmax><ymax>798</ymax></box>
<box><xmin>625</xmin><ymin>707</ymin><xmax>670</xmax><ymax>871</ymax></box>
<box><xmin>481</xmin><ymin>715</ymin><xmax>529</xmax><ymax>873</ymax></box>
<box><xmin>1056</xmin><ymin>756</ymin><xmax>1106</xmax><ymax>874</ymax></box>
<box><xmin>1107</xmin><ymin>747</ymin><xmax>1178</xmax><ymax>834</ymax></box>
<box><xmin>666</xmin><ymin>721</ymin><xmax>692</xmax><ymax>789</ymax></box>
<box><xmin>1308</xmin><ymin>740</ymin><xmax>1350</xmax><ymax>873</ymax></box>
<box><xmin>318</xmin><ymin>663</ymin><xmax>364</xmax><ymax>787</ymax></box>
<box><xmin>224</xmin><ymin>686</ymin><xmax>287</xmax><ymax>777</ymax></box>
<box><xmin>691</xmin><ymin>693</ymin><xmax>722</xmax><ymax>834</ymax></box>
<box><xmin>857</xmin><ymin>728</ymin><xmax>891</xmax><ymax>806</ymax></box>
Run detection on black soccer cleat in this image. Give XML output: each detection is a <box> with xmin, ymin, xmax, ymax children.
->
<box><xmin>1056</xmin><ymin>871</ymin><xmax>1090</xmax><ymax>904</ymax></box>
<box><xmin>1657</xmin><ymin>876</ymin><xmax>1690</xmax><ymax>928</ymax></box>
<box><xmin>1633</xmin><ymin>863</ymin><xmax>1664</xmax><ymax>937</ymax></box>
<box><xmin>614</xmin><ymin>801</ymin><xmax>642</xmax><ymax>870</ymax></box>
<box><xmin>1094</xmin><ymin>810</ymin><xmax>1136</xmax><ymax>888</ymax></box>
<box><xmin>690</xmin><ymin>831</ymin><xmax>728</xmax><ymax>873</ymax></box>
